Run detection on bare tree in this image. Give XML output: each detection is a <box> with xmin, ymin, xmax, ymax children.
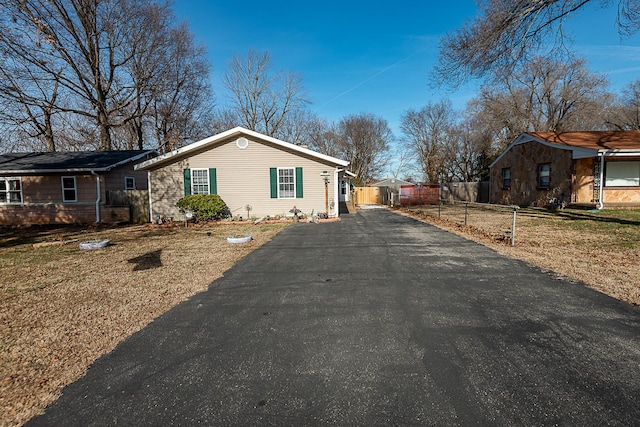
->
<box><xmin>0</xmin><ymin>0</ymin><xmax>211</xmax><ymax>152</ymax></box>
<box><xmin>275</xmin><ymin>110</ymin><xmax>327</xmax><ymax>146</ymax></box>
<box><xmin>210</xmin><ymin>109</ymin><xmax>241</xmax><ymax>135</ymax></box>
<box><xmin>441</xmin><ymin>121</ymin><xmax>495</xmax><ymax>182</ymax></box>
<box><xmin>307</xmin><ymin>120</ymin><xmax>343</xmax><ymax>159</ymax></box>
<box><xmin>149</xmin><ymin>23</ymin><xmax>214</xmax><ymax>152</ymax></box>
<box><xmin>223</xmin><ymin>49</ymin><xmax>309</xmax><ymax>138</ymax></box>
<box><xmin>400</xmin><ymin>100</ymin><xmax>456</xmax><ymax>184</ymax></box>
<box><xmin>0</xmin><ymin>2</ymin><xmax>64</xmax><ymax>151</ymax></box>
<box><xmin>335</xmin><ymin>113</ymin><xmax>391</xmax><ymax>185</ymax></box>
<box><xmin>607</xmin><ymin>78</ymin><xmax>640</xmax><ymax>129</ymax></box>
<box><xmin>468</xmin><ymin>56</ymin><xmax>613</xmax><ymax>149</ymax></box>
<box><xmin>433</xmin><ymin>0</ymin><xmax>640</xmax><ymax>87</ymax></box>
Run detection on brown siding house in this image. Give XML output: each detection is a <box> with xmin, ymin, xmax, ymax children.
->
<box><xmin>0</xmin><ymin>150</ymin><xmax>155</xmax><ymax>225</ymax></box>
<box><xmin>490</xmin><ymin>131</ymin><xmax>640</xmax><ymax>208</ymax></box>
<box><xmin>135</xmin><ymin>127</ymin><xmax>352</xmax><ymax>221</ymax></box>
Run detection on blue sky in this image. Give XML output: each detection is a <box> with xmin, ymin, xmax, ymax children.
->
<box><xmin>172</xmin><ymin>1</ymin><xmax>640</xmax><ymax>137</ymax></box>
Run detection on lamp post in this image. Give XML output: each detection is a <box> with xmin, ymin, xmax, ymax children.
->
<box><xmin>321</xmin><ymin>171</ymin><xmax>330</xmax><ymax>215</ymax></box>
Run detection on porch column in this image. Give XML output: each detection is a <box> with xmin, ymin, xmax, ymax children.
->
<box><xmin>333</xmin><ymin>168</ymin><xmax>340</xmax><ymax>217</ymax></box>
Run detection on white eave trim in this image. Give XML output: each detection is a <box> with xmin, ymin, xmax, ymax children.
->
<box><xmin>135</xmin><ymin>127</ymin><xmax>350</xmax><ymax>170</ymax></box>
<box><xmin>0</xmin><ymin>150</ymin><xmax>155</xmax><ymax>175</ymax></box>
<box><xmin>0</xmin><ymin>167</ymin><xmax>109</xmax><ymax>174</ymax></box>
<box><xmin>599</xmin><ymin>149</ymin><xmax>640</xmax><ymax>157</ymax></box>
<box><xmin>104</xmin><ymin>150</ymin><xmax>156</xmax><ymax>171</ymax></box>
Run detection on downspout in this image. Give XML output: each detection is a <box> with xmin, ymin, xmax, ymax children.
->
<box><xmin>147</xmin><ymin>170</ymin><xmax>153</xmax><ymax>223</ymax></box>
<box><xmin>597</xmin><ymin>153</ymin><xmax>605</xmax><ymax>210</ymax></box>
<box><xmin>91</xmin><ymin>170</ymin><xmax>101</xmax><ymax>223</ymax></box>
<box><xmin>333</xmin><ymin>168</ymin><xmax>341</xmax><ymax>217</ymax></box>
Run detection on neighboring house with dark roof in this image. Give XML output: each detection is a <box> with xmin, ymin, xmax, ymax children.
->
<box><xmin>489</xmin><ymin>131</ymin><xmax>640</xmax><ymax>208</ymax></box>
<box><xmin>0</xmin><ymin>150</ymin><xmax>155</xmax><ymax>225</ymax></box>
<box><xmin>369</xmin><ymin>177</ymin><xmax>415</xmax><ymax>188</ymax></box>
<box><xmin>135</xmin><ymin>127</ymin><xmax>352</xmax><ymax>220</ymax></box>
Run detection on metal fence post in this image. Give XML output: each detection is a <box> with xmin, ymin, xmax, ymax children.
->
<box><xmin>464</xmin><ymin>202</ymin><xmax>468</xmax><ymax>226</ymax></box>
<box><xmin>438</xmin><ymin>199</ymin><xmax>441</xmax><ymax>218</ymax></box>
<box><xmin>511</xmin><ymin>208</ymin><xmax>517</xmax><ymax>246</ymax></box>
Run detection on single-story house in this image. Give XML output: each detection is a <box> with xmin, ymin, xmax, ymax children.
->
<box><xmin>0</xmin><ymin>150</ymin><xmax>155</xmax><ymax>225</ymax></box>
<box><xmin>134</xmin><ymin>127</ymin><xmax>352</xmax><ymax>221</ymax></box>
<box><xmin>489</xmin><ymin>131</ymin><xmax>640</xmax><ymax>208</ymax></box>
<box><xmin>368</xmin><ymin>177</ymin><xmax>416</xmax><ymax>206</ymax></box>
<box><xmin>369</xmin><ymin>177</ymin><xmax>416</xmax><ymax>188</ymax></box>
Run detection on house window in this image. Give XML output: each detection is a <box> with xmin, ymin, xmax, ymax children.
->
<box><xmin>61</xmin><ymin>176</ymin><xmax>77</xmax><ymax>202</ymax></box>
<box><xmin>341</xmin><ymin>180</ymin><xmax>347</xmax><ymax>195</ymax></box>
<box><xmin>538</xmin><ymin>163</ymin><xmax>551</xmax><ymax>189</ymax></box>
<box><xmin>0</xmin><ymin>177</ymin><xmax>22</xmax><ymax>204</ymax></box>
<box><xmin>501</xmin><ymin>168</ymin><xmax>511</xmax><ymax>189</ymax></box>
<box><xmin>191</xmin><ymin>169</ymin><xmax>209</xmax><ymax>194</ymax></box>
<box><xmin>124</xmin><ymin>176</ymin><xmax>135</xmax><ymax>190</ymax></box>
<box><xmin>278</xmin><ymin>168</ymin><xmax>295</xmax><ymax>198</ymax></box>
<box><xmin>605</xmin><ymin>161</ymin><xmax>640</xmax><ymax>187</ymax></box>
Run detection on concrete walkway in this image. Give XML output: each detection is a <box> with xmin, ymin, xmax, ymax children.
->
<box><xmin>28</xmin><ymin>209</ymin><xmax>640</xmax><ymax>426</ymax></box>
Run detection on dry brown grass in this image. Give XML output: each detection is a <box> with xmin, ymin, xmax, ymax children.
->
<box><xmin>399</xmin><ymin>205</ymin><xmax>640</xmax><ymax>306</ymax></box>
<box><xmin>0</xmin><ymin>221</ymin><xmax>288</xmax><ymax>427</ymax></box>
<box><xmin>2</xmin><ymin>208</ymin><xmax>639</xmax><ymax>426</ymax></box>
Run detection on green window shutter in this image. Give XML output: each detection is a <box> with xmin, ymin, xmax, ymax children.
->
<box><xmin>183</xmin><ymin>169</ymin><xmax>191</xmax><ymax>196</ymax></box>
<box><xmin>295</xmin><ymin>167</ymin><xmax>303</xmax><ymax>198</ymax></box>
<box><xmin>209</xmin><ymin>168</ymin><xmax>217</xmax><ymax>194</ymax></box>
<box><xmin>270</xmin><ymin>167</ymin><xmax>277</xmax><ymax>198</ymax></box>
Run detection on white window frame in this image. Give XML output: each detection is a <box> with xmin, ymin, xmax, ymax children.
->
<box><xmin>278</xmin><ymin>167</ymin><xmax>295</xmax><ymax>199</ymax></box>
<box><xmin>0</xmin><ymin>177</ymin><xmax>23</xmax><ymax>204</ymax></box>
<box><xmin>191</xmin><ymin>168</ymin><xmax>210</xmax><ymax>195</ymax></box>
<box><xmin>124</xmin><ymin>176</ymin><xmax>136</xmax><ymax>190</ymax></box>
<box><xmin>605</xmin><ymin>161</ymin><xmax>640</xmax><ymax>187</ymax></box>
<box><xmin>61</xmin><ymin>176</ymin><xmax>78</xmax><ymax>202</ymax></box>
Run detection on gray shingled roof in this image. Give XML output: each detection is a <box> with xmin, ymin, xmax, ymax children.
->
<box><xmin>0</xmin><ymin>150</ymin><xmax>155</xmax><ymax>173</ymax></box>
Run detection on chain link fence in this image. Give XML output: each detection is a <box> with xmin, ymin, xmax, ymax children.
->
<box><xmin>402</xmin><ymin>199</ymin><xmax>520</xmax><ymax>245</ymax></box>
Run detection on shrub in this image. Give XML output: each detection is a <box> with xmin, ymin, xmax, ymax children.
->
<box><xmin>176</xmin><ymin>194</ymin><xmax>230</xmax><ymax>222</ymax></box>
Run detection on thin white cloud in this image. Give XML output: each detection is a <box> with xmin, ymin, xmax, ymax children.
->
<box><xmin>312</xmin><ymin>49</ymin><xmax>429</xmax><ymax>113</ymax></box>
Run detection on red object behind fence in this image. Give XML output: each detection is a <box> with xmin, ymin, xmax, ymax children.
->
<box><xmin>399</xmin><ymin>185</ymin><xmax>440</xmax><ymax>206</ymax></box>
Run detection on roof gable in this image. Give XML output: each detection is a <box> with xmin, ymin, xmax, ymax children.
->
<box><xmin>135</xmin><ymin>127</ymin><xmax>349</xmax><ymax>170</ymax></box>
<box><xmin>530</xmin><ymin>131</ymin><xmax>640</xmax><ymax>151</ymax></box>
<box><xmin>369</xmin><ymin>178</ymin><xmax>415</xmax><ymax>187</ymax></box>
<box><xmin>490</xmin><ymin>131</ymin><xmax>640</xmax><ymax>169</ymax></box>
<box><xmin>0</xmin><ymin>150</ymin><xmax>155</xmax><ymax>174</ymax></box>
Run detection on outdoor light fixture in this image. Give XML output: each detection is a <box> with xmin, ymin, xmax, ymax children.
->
<box><xmin>320</xmin><ymin>171</ymin><xmax>331</xmax><ymax>214</ymax></box>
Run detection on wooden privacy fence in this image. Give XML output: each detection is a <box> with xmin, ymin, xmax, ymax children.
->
<box><xmin>106</xmin><ymin>190</ymin><xmax>149</xmax><ymax>224</ymax></box>
<box><xmin>354</xmin><ymin>187</ymin><xmax>382</xmax><ymax>205</ymax></box>
<box><xmin>441</xmin><ymin>182</ymin><xmax>490</xmax><ymax>203</ymax></box>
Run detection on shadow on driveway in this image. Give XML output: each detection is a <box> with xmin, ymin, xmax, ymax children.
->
<box><xmin>28</xmin><ymin>209</ymin><xmax>640</xmax><ymax>426</ymax></box>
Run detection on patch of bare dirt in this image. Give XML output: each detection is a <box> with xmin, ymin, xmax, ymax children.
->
<box><xmin>0</xmin><ymin>222</ymin><xmax>288</xmax><ymax>427</ymax></box>
<box><xmin>397</xmin><ymin>206</ymin><xmax>640</xmax><ymax>307</ymax></box>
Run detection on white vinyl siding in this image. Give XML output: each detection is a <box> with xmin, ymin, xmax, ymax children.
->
<box><xmin>149</xmin><ymin>138</ymin><xmax>340</xmax><ymax>219</ymax></box>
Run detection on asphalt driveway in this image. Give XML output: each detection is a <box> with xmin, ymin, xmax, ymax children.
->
<box><xmin>28</xmin><ymin>208</ymin><xmax>640</xmax><ymax>426</ymax></box>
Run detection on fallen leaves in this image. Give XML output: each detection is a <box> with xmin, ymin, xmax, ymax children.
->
<box><xmin>0</xmin><ymin>222</ymin><xmax>287</xmax><ymax>427</ymax></box>
<box><xmin>399</xmin><ymin>206</ymin><xmax>640</xmax><ymax>307</ymax></box>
